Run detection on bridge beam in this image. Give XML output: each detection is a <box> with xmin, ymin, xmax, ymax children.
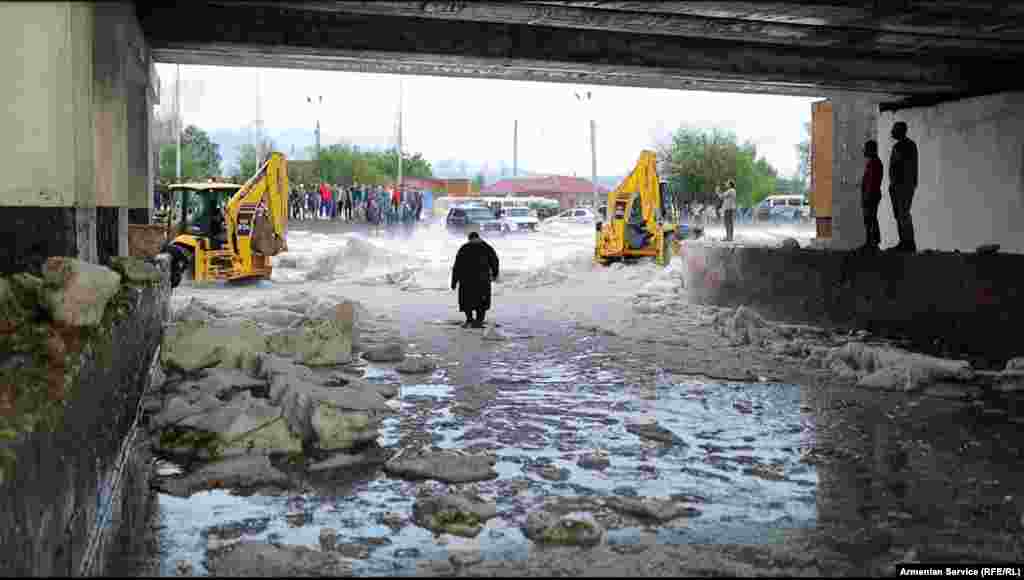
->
<box><xmin>137</xmin><ymin>2</ymin><xmax>1020</xmax><ymax>98</ymax></box>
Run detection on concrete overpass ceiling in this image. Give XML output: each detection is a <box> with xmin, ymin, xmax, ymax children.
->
<box><xmin>137</xmin><ymin>1</ymin><xmax>1024</xmax><ymax>103</ymax></box>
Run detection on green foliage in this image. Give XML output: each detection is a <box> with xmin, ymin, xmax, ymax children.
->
<box><xmin>235</xmin><ymin>143</ymin><xmax>260</xmax><ymax>181</ymax></box>
<box><xmin>657</xmin><ymin>124</ymin><xmax>781</xmax><ymax>208</ymax></box>
<box><xmin>299</xmin><ymin>144</ymin><xmax>434</xmax><ymax>185</ymax></box>
<box><xmin>796</xmin><ymin>121</ymin><xmax>811</xmax><ymax>190</ymax></box>
<box><xmin>159</xmin><ymin>125</ymin><xmax>223</xmax><ymax>181</ymax></box>
<box><xmin>472</xmin><ymin>173</ymin><xmax>485</xmax><ymax>192</ymax></box>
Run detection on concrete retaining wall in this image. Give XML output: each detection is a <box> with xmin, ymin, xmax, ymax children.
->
<box><xmin>0</xmin><ymin>256</ymin><xmax>172</xmax><ymax>576</ymax></box>
<box><xmin>681</xmin><ymin>241</ymin><xmax>1024</xmax><ymax>368</ymax></box>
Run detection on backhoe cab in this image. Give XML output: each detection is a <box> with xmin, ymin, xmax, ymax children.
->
<box><xmin>595</xmin><ymin>150</ymin><xmax>677</xmax><ymax>266</ymax></box>
<box><xmin>162</xmin><ymin>152</ymin><xmax>290</xmax><ymax>287</ymax></box>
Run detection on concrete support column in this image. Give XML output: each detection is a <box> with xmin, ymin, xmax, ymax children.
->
<box><xmin>830</xmin><ymin>96</ymin><xmax>879</xmax><ymax>250</ymax></box>
<box><xmin>0</xmin><ymin>2</ymin><xmax>153</xmax><ymax>273</ymax></box>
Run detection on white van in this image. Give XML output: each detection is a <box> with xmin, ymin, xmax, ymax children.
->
<box><xmin>755</xmin><ymin>194</ymin><xmax>810</xmax><ymax>222</ymax></box>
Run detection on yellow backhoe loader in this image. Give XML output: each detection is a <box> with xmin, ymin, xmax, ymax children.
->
<box><xmin>595</xmin><ymin>150</ymin><xmax>677</xmax><ymax>266</ymax></box>
<box><xmin>162</xmin><ymin>152</ymin><xmax>290</xmax><ymax>287</ymax></box>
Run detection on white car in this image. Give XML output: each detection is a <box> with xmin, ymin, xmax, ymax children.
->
<box><xmin>499</xmin><ymin>207</ymin><xmax>540</xmax><ymax>233</ymax></box>
<box><xmin>545</xmin><ymin>207</ymin><xmax>597</xmax><ymax>225</ymax></box>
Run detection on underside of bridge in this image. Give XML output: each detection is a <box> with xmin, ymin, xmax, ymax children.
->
<box><xmin>137</xmin><ymin>1</ymin><xmax>1024</xmax><ymax>107</ymax></box>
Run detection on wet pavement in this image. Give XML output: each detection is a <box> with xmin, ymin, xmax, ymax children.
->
<box><xmin>137</xmin><ymin>320</ymin><xmax>1024</xmax><ymax>576</ymax></box>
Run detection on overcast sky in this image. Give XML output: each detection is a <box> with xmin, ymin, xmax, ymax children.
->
<box><xmin>156</xmin><ymin>64</ymin><xmax>820</xmax><ymax>178</ymax></box>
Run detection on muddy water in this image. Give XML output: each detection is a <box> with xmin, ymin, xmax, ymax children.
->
<box><xmin>146</xmin><ymin>332</ymin><xmax>827</xmax><ymax>576</ymax></box>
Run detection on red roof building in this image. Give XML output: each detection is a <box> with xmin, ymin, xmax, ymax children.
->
<box><xmin>481</xmin><ymin>176</ymin><xmax>610</xmax><ymax>210</ymax></box>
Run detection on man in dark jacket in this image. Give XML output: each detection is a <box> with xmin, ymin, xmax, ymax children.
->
<box><xmin>887</xmin><ymin>121</ymin><xmax>918</xmax><ymax>252</ymax></box>
<box><xmin>451</xmin><ymin>231</ymin><xmax>499</xmax><ymax>328</ymax></box>
<box><xmin>859</xmin><ymin>139</ymin><xmax>884</xmax><ymax>252</ymax></box>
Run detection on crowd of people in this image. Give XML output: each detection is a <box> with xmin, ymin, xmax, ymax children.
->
<box><xmin>288</xmin><ymin>182</ymin><xmax>427</xmax><ymax>226</ymax></box>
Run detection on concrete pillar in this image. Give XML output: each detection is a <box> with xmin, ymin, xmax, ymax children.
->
<box><xmin>830</xmin><ymin>96</ymin><xmax>879</xmax><ymax>250</ymax></box>
<box><xmin>0</xmin><ymin>2</ymin><xmax>153</xmax><ymax>273</ymax></box>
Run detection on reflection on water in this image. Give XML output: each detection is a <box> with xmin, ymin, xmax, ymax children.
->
<box><xmin>140</xmin><ymin>329</ymin><xmax>1024</xmax><ymax>576</ymax></box>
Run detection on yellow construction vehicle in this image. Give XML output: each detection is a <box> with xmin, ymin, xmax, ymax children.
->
<box><xmin>595</xmin><ymin>150</ymin><xmax>677</xmax><ymax>266</ymax></box>
<box><xmin>162</xmin><ymin>152</ymin><xmax>290</xmax><ymax>287</ymax></box>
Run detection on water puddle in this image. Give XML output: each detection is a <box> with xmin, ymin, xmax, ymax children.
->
<box><xmin>143</xmin><ymin>334</ymin><xmax>1024</xmax><ymax>575</ymax></box>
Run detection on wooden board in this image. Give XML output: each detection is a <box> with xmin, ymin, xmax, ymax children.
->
<box><xmin>811</xmin><ymin>100</ymin><xmax>833</xmax><ymax>221</ymax></box>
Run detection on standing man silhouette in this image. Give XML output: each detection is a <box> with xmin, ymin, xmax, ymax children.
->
<box><xmin>887</xmin><ymin>121</ymin><xmax>918</xmax><ymax>252</ymax></box>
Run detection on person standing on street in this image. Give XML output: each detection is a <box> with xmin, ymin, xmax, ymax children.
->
<box><xmin>344</xmin><ymin>186</ymin><xmax>354</xmax><ymax>221</ymax></box>
<box><xmin>859</xmin><ymin>139</ymin><xmax>884</xmax><ymax>252</ymax></box>
<box><xmin>887</xmin><ymin>121</ymin><xmax>918</xmax><ymax>252</ymax></box>
<box><xmin>717</xmin><ymin>180</ymin><xmax>737</xmax><ymax>242</ymax></box>
<box><xmin>451</xmin><ymin>231</ymin><xmax>500</xmax><ymax>329</ymax></box>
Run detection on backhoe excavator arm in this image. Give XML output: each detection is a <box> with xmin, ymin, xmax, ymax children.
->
<box><xmin>225</xmin><ymin>152</ymin><xmax>290</xmax><ymax>256</ymax></box>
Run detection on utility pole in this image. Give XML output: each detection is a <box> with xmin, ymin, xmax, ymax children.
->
<box><xmin>591</xmin><ymin>119</ymin><xmax>598</xmax><ymax>209</ymax></box>
<box><xmin>397</xmin><ymin>78</ymin><xmax>404</xmax><ymax>194</ymax></box>
<box><xmin>513</xmin><ymin>120</ymin><xmax>518</xmax><ymax>177</ymax></box>
<box><xmin>175</xmin><ymin>64</ymin><xmax>181</xmax><ymax>181</ymax></box>
<box><xmin>307</xmin><ymin>96</ymin><xmax>322</xmax><ymax>181</ymax></box>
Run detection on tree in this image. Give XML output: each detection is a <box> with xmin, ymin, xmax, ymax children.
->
<box><xmin>472</xmin><ymin>173</ymin><xmax>485</xmax><ymax>192</ymax></box>
<box><xmin>796</xmin><ymin>121</ymin><xmax>811</xmax><ymax>191</ymax></box>
<box><xmin>654</xmin><ymin>124</ymin><xmax>780</xmax><ymax>208</ymax></box>
<box><xmin>235</xmin><ymin>144</ymin><xmax>260</xmax><ymax>181</ymax></box>
<box><xmin>159</xmin><ymin>125</ymin><xmax>222</xmax><ymax>181</ymax></box>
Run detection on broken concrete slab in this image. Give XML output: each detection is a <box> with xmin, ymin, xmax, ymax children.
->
<box><xmin>412</xmin><ymin>493</ymin><xmax>499</xmax><ymax>538</ymax></box>
<box><xmin>109</xmin><ymin>256</ymin><xmax>163</xmax><ymax>285</ymax></box>
<box><xmin>161</xmin><ymin>319</ymin><xmax>268</xmax><ymax>374</ymax></box>
<box><xmin>395</xmin><ymin>357</ymin><xmax>437</xmax><ymax>374</ymax></box>
<box><xmin>363</xmin><ymin>343</ymin><xmax>405</xmax><ymax>363</ymax></box>
<box><xmin>384</xmin><ymin>450</ymin><xmax>499</xmax><ymax>483</ymax></box>
<box><xmin>604</xmin><ymin>496</ymin><xmax>698</xmax><ymax>522</ymax></box>
<box><xmin>157</xmin><ymin>455</ymin><xmax>292</xmax><ymax>497</ymax></box>
<box><xmin>524</xmin><ymin>510</ymin><xmax>604</xmax><ymax>547</ymax></box>
<box><xmin>206</xmin><ymin>541</ymin><xmax>355</xmax><ymax>577</ymax></box>
<box><xmin>311</xmin><ymin>404</ymin><xmax>378</xmax><ymax>451</ymax></box>
<box><xmin>41</xmin><ymin>257</ymin><xmax>122</xmax><ymax>327</ymax></box>
<box><xmin>626</xmin><ymin>421</ymin><xmax>685</xmax><ymax>445</ymax></box>
<box><xmin>308</xmin><ymin>447</ymin><xmax>391</xmax><ymax>472</ymax></box>
<box><xmin>168</xmin><ymin>368</ymin><xmax>268</xmax><ymax>400</ymax></box>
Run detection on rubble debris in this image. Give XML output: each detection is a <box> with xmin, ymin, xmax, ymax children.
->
<box><xmin>157</xmin><ymin>455</ymin><xmax>292</xmax><ymax>497</ymax></box>
<box><xmin>412</xmin><ymin>492</ymin><xmax>499</xmax><ymax>537</ymax></box>
<box><xmin>524</xmin><ymin>510</ymin><xmax>604</xmax><ymax>547</ymax></box>
<box><xmin>396</xmin><ymin>357</ymin><xmax>437</xmax><ymax>374</ymax></box>
<box><xmin>384</xmin><ymin>449</ymin><xmax>499</xmax><ymax>483</ymax></box>
<box><xmin>41</xmin><ymin>257</ymin><xmax>122</xmax><ymax>327</ymax></box>
<box><xmin>363</xmin><ymin>343</ymin><xmax>406</xmax><ymax>363</ymax></box>
<box><xmin>205</xmin><ymin>541</ymin><xmax>355</xmax><ymax>577</ymax></box>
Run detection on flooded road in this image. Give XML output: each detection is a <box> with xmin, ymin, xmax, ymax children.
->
<box><xmin>142</xmin><ymin>324</ymin><xmax>1023</xmax><ymax>576</ymax></box>
<box><xmin>132</xmin><ymin>221</ymin><xmax>1023</xmax><ymax>576</ymax></box>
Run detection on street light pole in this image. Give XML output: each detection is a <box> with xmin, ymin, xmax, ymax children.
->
<box><xmin>397</xmin><ymin>78</ymin><xmax>403</xmax><ymax>195</ymax></box>
<box><xmin>307</xmin><ymin>96</ymin><xmax>322</xmax><ymax>181</ymax></box>
<box><xmin>575</xmin><ymin>90</ymin><xmax>598</xmax><ymax>208</ymax></box>
<box><xmin>175</xmin><ymin>64</ymin><xmax>181</xmax><ymax>181</ymax></box>
<box><xmin>590</xmin><ymin>119</ymin><xmax>598</xmax><ymax>210</ymax></box>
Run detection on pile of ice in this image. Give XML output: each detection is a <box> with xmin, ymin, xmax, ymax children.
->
<box><xmin>274</xmin><ymin>234</ymin><xmax>424</xmax><ymax>283</ymax></box>
<box><xmin>503</xmin><ymin>249</ymin><xmax>598</xmax><ymax>289</ymax></box>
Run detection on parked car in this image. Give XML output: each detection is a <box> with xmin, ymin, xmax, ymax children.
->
<box><xmin>545</xmin><ymin>207</ymin><xmax>598</xmax><ymax>225</ymax></box>
<box><xmin>498</xmin><ymin>207</ymin><xmax>540</xmax><ymax>234</ymax></box>
<box><xmin>755</xmin><ymin>195</ymin><xmax>810</xmax><ymax>223</ymax></box>
<box><xmin>446</xmin><ymin>206</ymin><xmax>503</xmax><ymax>235</ymax></box>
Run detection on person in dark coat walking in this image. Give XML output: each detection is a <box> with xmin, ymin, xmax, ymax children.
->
<box><xmin>451</xmin><ymin>231</ymin><xmax>499</xmax><ymax>328</ymax></box>
<box><xmin>887</xmin><ymin>121</ymin><xmax>918</xmax><ymax>252</ymax></box>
